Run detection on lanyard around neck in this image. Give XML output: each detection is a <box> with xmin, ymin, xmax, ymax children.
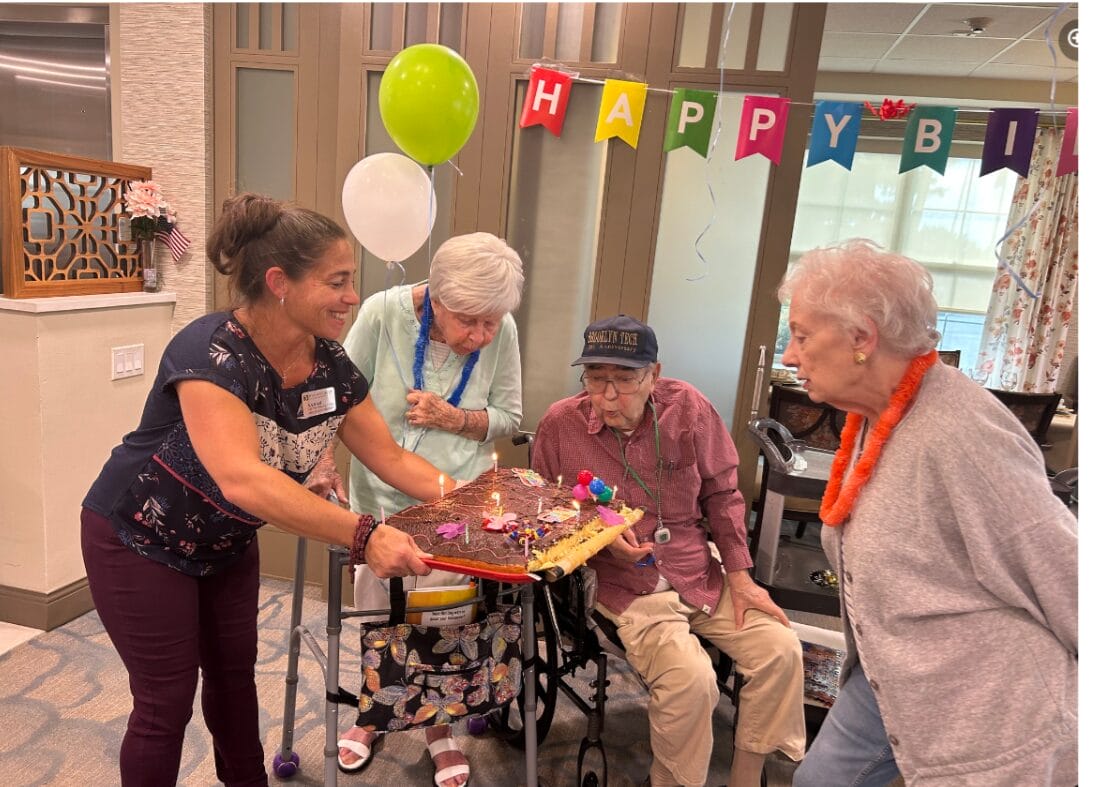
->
<box><xmin>612</xmin><ymin>399</ymin><xmax>661</xmax><ymax>505</ymax></box>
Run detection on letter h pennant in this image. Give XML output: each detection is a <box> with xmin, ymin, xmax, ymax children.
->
<box><xmin>520</xmin><ymin>67</ymin><xmax>574</xmax><ymax>137</ymax></box>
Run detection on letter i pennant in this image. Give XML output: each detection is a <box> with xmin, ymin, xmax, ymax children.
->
<box><xmin>520</xmin><ymin>67</ymin><xmax>574</xmax><ymax>136</ymax></box>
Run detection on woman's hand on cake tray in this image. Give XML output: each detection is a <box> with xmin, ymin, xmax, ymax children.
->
<box><xmin>605</xmin><ymin>527</ymin><xmax>654</xmax><ymax>563</ymax></box>
<box><xmin>305</xmin><ymin>445</ymin><xmax>347</xmax><ymax>505</ymax></box>
<box><xmin>366</xmin><ymin>525</ymin><xmax>433</xmax><ymax>579</ymax></box>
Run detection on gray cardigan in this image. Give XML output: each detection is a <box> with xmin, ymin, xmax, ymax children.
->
<box><xmin>822</xmin><ymin>363</ymin><xmax>1077</xmax><ymax>786</ymax></box>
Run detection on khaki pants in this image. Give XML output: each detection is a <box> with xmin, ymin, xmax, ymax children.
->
<box><xmin>597</xmin><ymin>575</ymin><xmax>806</xmax><ymax>787</ymax></box>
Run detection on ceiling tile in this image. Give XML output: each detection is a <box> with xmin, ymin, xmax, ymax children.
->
<box><xmin>993</xmin><ymin>38</ymin><xmax>1073</xmax><ymax>67</ymax></box>
<box><xmin>816</xmin><ymin>57</ymin><xmax>885</xmax><ymax>73</ymax></box>
<box><xmin>968</xmin><ymin>62</ymin><xmax>1071</xmax><ymax>82</ymax></box>
<box><xmin>871</xmin><ymin>59</ymin><xmax>978</xmax><ymax>77</ymax></box>
<box><xmin>824</xmin><ymin>3</ymin><xmax>926</xmax><ymax>34</ymax></box>
<box><xmin>889</xmin><ymin>35</ymin><xmax>1013</xmax><ymax>62</ymax></box>
<box><xmin>1024</xmin><ymin>11</ymin><xmax>1078</xmax><ymax>41</ymax></box>
<box><xmin>909</xmin><ymin>4</ymin><xmax>1059</xmax><ymax>37</ymax></box>
<box><xmin>819</xmin><ymin>33</ymin><xmax>897</xmax><ymax>59</ymax></box>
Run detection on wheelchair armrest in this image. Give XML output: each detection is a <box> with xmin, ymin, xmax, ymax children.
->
<box><xmin>511</xmin><ymin>431</ymin><xmax>534</xmax><ymax>446</ymax></box>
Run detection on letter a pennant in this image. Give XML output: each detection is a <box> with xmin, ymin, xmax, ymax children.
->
<box><xmin>594</xmin><ymin>79</ymin><xmax>648</xmax><ymax>149</ymax></box>
<box><xmin>735</xmin><ymin>96</ymin><xmax>791</xmax><ymax>165</ymax></box>
<box><xmin>520</xmin><ymin>67</ymin><xmax>574</xmax><ymax>137</ymax></box>
<box><xmin>664</xmin><ymin>88</ymin><xmax>717</xmax><ymax>156</ymax></box>
<box><xmin>900</xmin><ymin>106</ymin><xmax>957</xmax><ymax>174</ymax></box>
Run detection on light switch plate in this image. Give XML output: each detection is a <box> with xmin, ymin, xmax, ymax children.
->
<box><xmin>111</xmin><ymin>344</ymin><xmax>144</xmax><ymax>380</ymax></box>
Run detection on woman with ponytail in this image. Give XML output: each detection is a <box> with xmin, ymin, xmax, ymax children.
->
<box><xmin>81</xmin><ymin>193</ymin><xmax>453</xmax><ymax>786</ymax></box>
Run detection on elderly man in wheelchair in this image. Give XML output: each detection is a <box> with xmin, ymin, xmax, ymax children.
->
<box><xmin>532</xmin><ymin>315</ymin><xmax>806</xmax><ymax>787</ymax></box>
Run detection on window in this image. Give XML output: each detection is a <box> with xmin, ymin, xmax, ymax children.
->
<box><xmin>775</xmin><ymin>152</ymin><xmax>1017</xmax><ymax>374</ymax></box>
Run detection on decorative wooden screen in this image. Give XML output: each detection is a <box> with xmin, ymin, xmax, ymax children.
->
<box><xmin>1</xmin><ymin>147</ymin><xmax>152</xmax><ymax>298</ymax></box>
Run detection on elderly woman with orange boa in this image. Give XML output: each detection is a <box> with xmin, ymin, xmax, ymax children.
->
<box><xmin>782</xmin><ymin>240</ymin><xmax>1077</xmax><ymax>787</ymax></box>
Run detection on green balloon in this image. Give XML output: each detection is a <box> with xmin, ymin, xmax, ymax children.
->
<box><xmin>379</xmin><ymin>44</ymin><xmax>480</xmax><ymax>166</ymax></box>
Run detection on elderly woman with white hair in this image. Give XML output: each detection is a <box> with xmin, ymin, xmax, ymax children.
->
<box><xmin>330</xmin><ymin>232</ymin><xmax>524</xmax><ymax>787</ymax></box>
<box><xmin>781</xmin><ymin>239</ymin><xmax>1077</xmax><ymax>786</ymax></box>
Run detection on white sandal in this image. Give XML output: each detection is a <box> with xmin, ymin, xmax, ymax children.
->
<box><xmin>337</xmin><ymin>730</ymin><xmax>383</xmax><ymax>774</ymax></box>
<box><xmin>427</xmin><ymin>734</ymin><xmax>471</xmax><ymax>787</ymax></box>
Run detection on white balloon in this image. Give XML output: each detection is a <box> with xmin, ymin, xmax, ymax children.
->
<box><xmin>341</xmin><ymin>153</ymin><xmax>436</xmax><ymax>263</ymax></box>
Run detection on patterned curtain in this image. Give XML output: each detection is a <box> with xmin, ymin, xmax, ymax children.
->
<box><xmin>974</xmin><ymin>128</ymin><xmax>1078</xmax><ymax>392</ymax></box>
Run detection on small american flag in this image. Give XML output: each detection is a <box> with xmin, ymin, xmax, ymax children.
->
<box><xmin>155</xmin><ymin>215</ymin><xmax>191</xmax><ymax>263</ymax></box>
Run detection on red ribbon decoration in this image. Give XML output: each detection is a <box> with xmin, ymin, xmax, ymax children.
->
<box><xmin>864</xmin><ymin>98</ymin><xmax>916</xmax><ymax>120</ymax></box>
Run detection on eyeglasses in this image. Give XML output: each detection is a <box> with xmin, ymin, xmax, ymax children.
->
<box><xmin>580</xmin><ymin>369</ymin><xmax>650</xmax><ymax>395</ymax></box>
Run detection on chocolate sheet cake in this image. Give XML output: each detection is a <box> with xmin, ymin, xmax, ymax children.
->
<box><xmin>384</xmin><ymin>467</ymin><xmax>643</xmax><ymax>576</ymax></box>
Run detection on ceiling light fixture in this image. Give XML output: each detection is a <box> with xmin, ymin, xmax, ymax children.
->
<box><xmin>951</xmin><ymin>17</ymin><xmax>989</xmax><ymax>37</ymax></box>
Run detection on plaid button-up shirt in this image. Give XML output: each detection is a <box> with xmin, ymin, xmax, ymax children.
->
<box><xmin>532</xmin><ymin>377</ymin><xmax>753</xmax><ymax>616</ymax></box>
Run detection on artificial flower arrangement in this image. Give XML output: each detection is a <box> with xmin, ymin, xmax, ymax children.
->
<box><xmin>123</xmin><ymin>180</ymin><xmax>177</xmax><ymax>241</ymax></box>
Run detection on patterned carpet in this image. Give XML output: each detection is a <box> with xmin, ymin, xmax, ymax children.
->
<box><xmin>0</xmin><ymin>575</ymin><xmax>798</xmax><ymax>786</ymax></box>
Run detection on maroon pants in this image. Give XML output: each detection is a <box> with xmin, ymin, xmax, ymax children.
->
<box><xmin>81</xmin><ymin>509</ymin><xmax>268</xmax><ymax>786</ymax></box>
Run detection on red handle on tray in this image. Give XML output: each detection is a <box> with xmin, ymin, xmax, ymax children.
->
<box><xmin>422</xmin><ymin>556</ymin><xmax>537</xmax><ymax>583</ymax></box>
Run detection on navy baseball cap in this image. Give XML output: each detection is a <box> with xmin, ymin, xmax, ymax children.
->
<box><xmin>571</xmin><ymin>314</ymin><xmax>658</xmax><ymax>368</ymax></box>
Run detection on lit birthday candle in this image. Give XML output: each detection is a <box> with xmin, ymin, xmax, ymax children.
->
<box><xmin>493</xmin><ymin>451</ymin><xmax>498</xmax><ymax>474</ymax></box>
<box><xmin>537</xmin><ymin>498</ymin><xmax>543</xmax><ymax>516</ymax></box>
<box><xmin>438</xmin><ymin>473</ymin><xmax>445</xmax><ymax>500</ymax></box>
<box><xmin>465</xmin><ymin>521</ymin><xmax>470</xmax><ymax>544</ymax></box>
<box><xmin>557</xmin><ymin>475</ymin><xmax>563</xmax><ymax>488</ymax></box>
<box><xmin>492</xmin><ymin>492</ymin><xmax>501</xmax><ymax>516</ymax></box>
<box><xmin>612</xmin><ymin>485</ymin><xmax>618</xmax><ymax>501</ymax></box>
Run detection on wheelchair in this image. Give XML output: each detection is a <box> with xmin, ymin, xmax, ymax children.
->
<box><xmin>487</xmin><ymin>432</ymin><xmax>767</xmax><ymax>786</ymax></box>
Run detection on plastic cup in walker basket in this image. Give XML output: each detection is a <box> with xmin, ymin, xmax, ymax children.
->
<box><xmin>787</xmin><ymin>439</ymin><xmax>809</xmax><ymax>473</ymax></box>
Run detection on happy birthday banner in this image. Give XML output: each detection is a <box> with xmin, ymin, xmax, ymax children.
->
<box><xmin>519</xmin><ymin>66</ymin><xmax>1079</xmax><ymax>177</ymax></box>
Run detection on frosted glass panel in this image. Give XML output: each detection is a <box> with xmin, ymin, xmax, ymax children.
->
<box><xmin>648</xmin><ymin>93</ymin><xmax>771</xmax><ymax>428</ymax></box>
<box><xmin>235</xmin><ymin>68</ymin><xmax>294</xmax><ymax>199</ymax></box>
<box><xmin>507</xmin><ymin>84</ymin><xmax>607</xmax><ymax>430</ymax></box>
<box><xmin>519</xmin><ymin>4</ymin><xmax>547</xmax><ymax>60</ymax></box>
<box><xmin>283</xmin><ymin>4</ymin><xmax>298</xmax><ymax>51</ymax></box>
<box><xmin>357</xmin><ymin>72</ymin><xmax>455</xmax><ymax>298</ymax></box>
<box><xmin>555</xmin><ymin>3</ymin><xmax>584</xmax><ymax>61</ymax></box>
<box><xmin>757</xmin><ymin>3</ymin><xmax>793</xmax><ymax>71</ymax></box>
<box><xmin>591</xmin><ymin>4</ymin><xmax>622</xmax><ymax>63</ymax></box>
<box><xmin>259</xmin><ymin>3</ymin><xmax>275</xmax><ymax>50</ymax></box>
<box><xmin>678</xmin><ymin>3</ymin><xmax>750</xmax><ymax>70</ymax></box>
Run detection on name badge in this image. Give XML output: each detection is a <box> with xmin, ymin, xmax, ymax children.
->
<box><xmin>299</xmin><ymin>387</ymin><xmax>336</xmax><ymax>418</ymax></box>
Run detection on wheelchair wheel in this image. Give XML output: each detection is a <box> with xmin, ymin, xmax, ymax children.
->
<box><xmin>577</xmin><ymin>738</ymin><xmax>608</xmax><ymax>786</ymax></box>
<box><xmin>490</xmin><ymin>584</ymin><xmax>560</xmax><ymax>747</ymax></box>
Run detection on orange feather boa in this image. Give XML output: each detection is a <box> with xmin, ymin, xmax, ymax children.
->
<box><xmin>819</xmin><ymin>350</ymin><xmax>938</xmax><ymax>527</ymax></box>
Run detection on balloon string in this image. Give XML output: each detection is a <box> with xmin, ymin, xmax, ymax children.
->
<box><xmin>994</xmin><ymin>199</ymin><xmax>1042</xmax><ymax>300</ymax></box>
<box><xmin>426</xmin><ymin>165</ymin><xmax>437</xmax><ymax>265</ymax></box>
<box><xmin>446</xmin><ymin>159</ymin><xmax>464</xmax><ymax>177</ymax></box>
<box><xmin>1043</xmin><ymin>4</ymin><xmax>1069</xmax><ymax>133</ymax></box>
<box><xmin>687</xmin><ymin>1</ymin><xmax>735</xmax><ymax>283</ymax></box>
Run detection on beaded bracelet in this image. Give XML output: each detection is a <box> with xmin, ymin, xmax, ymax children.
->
<box><xmin>349</xmin><ymin>513</ymin><xmax>379</xmax><ymax>578</ymax></box>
